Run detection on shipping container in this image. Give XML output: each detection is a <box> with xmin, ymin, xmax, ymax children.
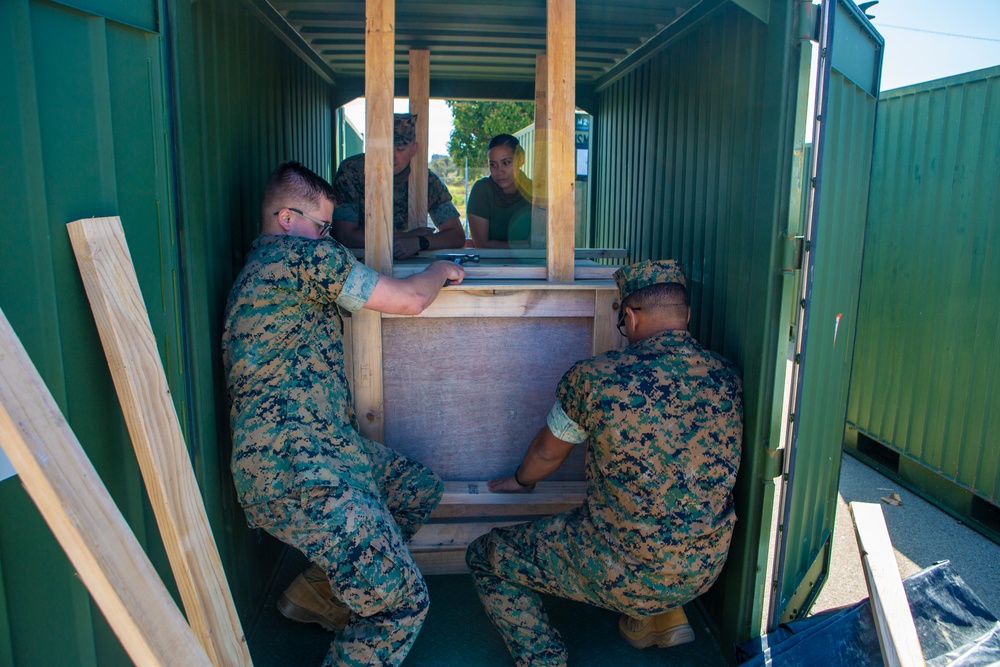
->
<box><xmin>0</xmin><ymin>0</ymin><xmax>882</xmax><ymax>664</ymax></box>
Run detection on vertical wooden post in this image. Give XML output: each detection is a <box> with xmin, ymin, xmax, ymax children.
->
<box><xmin>408</xmin><ymin>49</ymin><xmax>430</xmax><ymax>230</ymax></box>
<box><xmin>357</xmin><ymin>0</ymin><xmax>395</xmax><ymax>440</ymax></box>
<box><xmin>531</xmin><ymin>53</ymin><xmax>548</xmax><ymax>250</ymax></box>
<box><xmin>546</xmin><ymin>0</ymin><xmax>576</xmax><ymax>282</ymax></box>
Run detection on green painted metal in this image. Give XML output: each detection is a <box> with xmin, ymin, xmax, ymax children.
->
<box><xmin>590</xmin><ymin>0</ymin><xmax>815</xmax><ymax>646</ymax></box>
<box><xmin>165</xmin><ymin>0</ymin><xmax>336</xmax><ymax>627</ymax></box>
<box><xmin>847</xmin><ymin>66</ymin><xmax>1000</xmax><ymax>514</ymax></box>
<box><xmin>0</xmin><ymin>2</ymin><xmax>179</xmax><ymax>665</ymax></box>
<box><xmin>771</xmin><ymin>0</ymin><xmax>882</xmax><ymax>625</ymax></box>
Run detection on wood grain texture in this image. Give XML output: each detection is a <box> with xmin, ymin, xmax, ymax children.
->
<box><xmin>407</xmin><ymin>49</ymin><xmax>430</xmax><ymax>229</ymax></box>
<box><xmin>66</xmin><ymin>217</ymin><xmax>251</xmax><ymax>667</ymax></box>
<box><xmin>381</xmin><ymin>289</ymin><xmax>595</xmax><ymax>319</ymax></box>
<box><xmin>382</xmin><ymin>317</ymin><xmax>591</xmax><ymax>480</ymax></box>
<box><xmin>390</xmin><ymin>263</ymin><xmax>617</xmax><ymax>281</ymax></box>
<box><xmin>0</xmin><ymin>306</ymin><xmax>213</xmax><ymax>667</ymax></box>
<box><xmin>365</xmin><ymin>0</ymin><xmax>395</xmax><ymax>273</ymax></box>
<box><xmin>850</xmin><ymin>502</ymin><xmax>925</xmax><ymax>667</ymax></box>
<box><xmin>546</xmin><ymin>0</ymin><xmax>576</xmax><ymax>282</ymax></box>
<box><xmin>593</xmin><ymin>288</ymin><xmax>626</xmax><ymax>355</ymax></box>
<box><xmin>531</xmin><ymin>52</ymin><xmax>548</xmax><ymax>250</ymax></box>
<box><xmin>351</xmin><ymin>307</ymin><xmax>385</xmax><ymax>441</ymax></box>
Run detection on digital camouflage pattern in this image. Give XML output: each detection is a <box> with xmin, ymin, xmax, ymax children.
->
<box><xmin>223</xmin><ymin>233</ymin><xmax>442</xmax><ymax>666</ymax></box>
<box><xmin>466</xmin><ymin>329</ymin><xmax>742</xmax><ymax>666</ymax></box>
<box><xmin>243</xmin><ymin>441</ymin><xmax>442</xmax><ymax>667</ymax></box>
<box><xmin>393</xmin><ymin>113</ymin><xmax>417</xmax><ymax>146</ymax></box>
<box><xmin>222</xmin><ymin>234</ymin><xmax>380</xmax><ymax>506</ymax></box>
<box><xmin>613</xmin><ymin>258</ymin><xmax>687</xmax><ymax>302</ymax></box>
<box><xmin>330</xmin><ymin>154</ymin><xmax>460</xmax><ymax>232</ymax></box>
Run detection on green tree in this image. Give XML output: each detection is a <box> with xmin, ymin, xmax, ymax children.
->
<box><xmin>446</xmin><ymin>100</ymin><xmax>535</xmax><ymax>177</ymax></box>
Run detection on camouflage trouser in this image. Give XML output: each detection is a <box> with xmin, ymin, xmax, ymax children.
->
<box><xmin>466</xmin><ymin>506</ymin><xmax>714</xmax><ymax>667</ymax></box>
<box><xmin>245</xmin><ymin>441</ymin><xmax>442</xmax><ymax>667</ymax></box>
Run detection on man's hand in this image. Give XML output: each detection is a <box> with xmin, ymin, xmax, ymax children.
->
<box><xmin>488</xmin><ymin>476</ymin><xmax>535</xmax><ymax>493</ymax></box>
<box><xmin>433</xmin><ymin>260</ymin><xmax>465</xmax><ymax>286</ymax></box>
<box><xmin>393</xmin><ymin>236</ymin><xmax>422</xmax><ymax>259</ymax></box>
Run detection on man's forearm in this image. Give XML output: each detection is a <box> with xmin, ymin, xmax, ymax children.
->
<box><xmin>514</xmin><ymin>427</ymin><xmax>576</xmax><ymax>486</ymax></box>
<box><xmin>427</xmin><ymin>224</ymin><xmax>466</xmax><ymax>250</ymax></box>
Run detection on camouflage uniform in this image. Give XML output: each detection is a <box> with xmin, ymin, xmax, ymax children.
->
<box><xmin>331</xmin><ymin>154</ymin><xmax>458</xmax><ymax>233</ymax></box>
<box><xmin>222</xmin><ymin>234</ymin><xmax>442</xmax><ymax>666</ymax></box>
<box><xmin>466</xmin><ymin>260</ymin><xmax>743</xmax><ymax>666</ymax></box>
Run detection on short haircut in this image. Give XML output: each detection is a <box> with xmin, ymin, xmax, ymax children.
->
<box><xmin>623</xmin><ymin>282</ymin><xmax>689</xmax><ymax>315</ymax></box>
<box><xmin>260</xmin><ymin>161</ymin><xmax>336</xmax><ymax>227</ymax></box>
<box><xmin>487</xmin><ymin>134</ymin><xmax>525</xmax><ymax>161</ymax></box>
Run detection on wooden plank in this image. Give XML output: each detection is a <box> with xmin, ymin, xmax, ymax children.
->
<box><xmin>0</xmin><ymin>307</ymin><xmax>213</xmax><ymax>667</ymax></box>
<box><xmin>351</xmin><ymin>308</ymin><xmax>384</xmax><ymax>441</ymax></box>
<box><xmin>408</xmin><ymin>521</ymin><xmax>523</xmax><ymax>551</ymax></box>
<box><xmin>411</xmin><ymin>548</ymin><xmax>470</xmax><ymax>576</ymax></box>
<box><xmin>593</xmin><ymin>288</ymin><xmax>625</xmax><ymax>355</ymax></box>
<box><xmin>390</xmin><ymin>262</ymin><xmax>617</xmax><ymax>281</ymax></box>
<box><xmin>531</xmin><ymin>52</ymin><xmax>548</xmax><ymax>250</ymax></box>
<box><xmin>546</xmin><ymin>0</ymin><xmax>576</xmax><ymax>282</ymax></box>
<box><xmin>439</xmin><ymin>480</ymin><xmax>586</xmax><ymax>506</ymax></box>
<box><xmin>381</xmin><ymin>288</ymin><xmax>595</xmax><ymax>318</ymax></box>
<box><xmin>382</xmin><ymin>318</ymin><xmax>590</xmax><ymax>480</ymax></box>
<box><xmin>66</xmin><ymin>218</ymin><xmax>251</xmax><ymax>667</ymax></box>
<box><xmin>407</xmin><ymin>49</ymin><xmax>430</xmax><ymax>229</ymax></box>
<box><xmin>850</xmin><ymin>502</ymin><xmax>926</xmax><ymax>667</ymax></box>
<box><xmin>365</xmin><ymin>0</ymin><xmax>395</xmax><ymax>273</ymax></box>
<box><xmin>352</xmin><ymin>247</ymin><xmax>628</xmax><ymax>259</ymax></box>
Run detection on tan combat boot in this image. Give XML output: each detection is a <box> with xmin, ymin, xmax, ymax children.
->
<box><xmin>277</xmin><ymin>563</ymin><xmax>352</xmax><ymax>631</ymax></box>
<box><xmin>618</xmin><ymin>606</ymin><xmax>695</xmax><ymax>649</ymax></box>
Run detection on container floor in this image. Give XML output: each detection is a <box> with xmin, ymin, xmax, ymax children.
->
<box><xmin>247</xmin><ymin>549</ymin><xmax>729</xmax><ymax>666</ymax></box>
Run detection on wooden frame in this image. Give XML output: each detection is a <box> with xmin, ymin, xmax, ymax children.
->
<box><xmin>408</xmin><ymin>49</ymin><xmax>430</xmax><ymax>229</ymax></box>
<box><xmin>350</xmin><ymin>0</ymin><xmax>604</xmax><ymax>572</ymax></box>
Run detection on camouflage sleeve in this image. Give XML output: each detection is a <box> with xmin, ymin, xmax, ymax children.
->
<box><xmin>296</xmin><ymin>240</ymin><xmax>366</xmax><ymax>306</ymax></box>
<box><xmin>554</xmin><ymin>361</ymin><xmax>593</xmax><ymax>437</ymax></box>
<box><xmin>336</xmin><ymin>262</ymin><xmax>379</xmax><ymax>312</ymax></box>
<box><xmin>332</xmin><ymin>155</ymin><xmax>364</xmax><ymax>222</ymax></box>
<box><xmin>546</xmin><ymin>401</ymin><xmax>587</xmax><ymax>443</ymax></box>
<box><xmin>427</xmin><ymin>170</ymin><xmax>460</xmax><ymax>225</ymax></box>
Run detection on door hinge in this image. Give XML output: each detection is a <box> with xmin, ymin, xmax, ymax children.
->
<box><xmin>797</xmin><ymin>1</ymin><xmax>821</xmax><ymax>43</ymax></box>
<box><xmin>780</xmin><ymin>234</ymin><xmax>805</xmax><ymax>273</ymax></box>
<box><xmin>763</xmin><ymin>446</ymin><xmax>786</xmax><ymax>480</ymax></box>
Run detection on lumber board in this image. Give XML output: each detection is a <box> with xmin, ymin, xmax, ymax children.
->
<box><xmin>365</xmin><ymin>0</ymin><xmax>395</xmax><ymax>273</ymax></box>
<box><xmin>546</xmin><ymin>0</ymin><xmax>576</xmax><ymax>282</ymax></box>
<box><xmin>410</xmin><ymin>548</ymin><xmax>470</xmax><ymax>576</ymax></box>
<box><xmin>352</xmin><ymin>247</ymin><xmax>628</xmax><ymax>259</ymax></box>
<box><xmin>0</xmin><ymin>307</ymin><xmax>213</xmax><ymax>667</ymax></box>
<box><xmin>439</xmin><ymin>480</ymin><xmax>586</xmax><ymax>506</ymax></box>
<box><xmin>351</xmin><ymin>307</ymin><xmax>384</xmax><ymax>441</ymax></box>
<box><xmin>381</xmin><ymin>288</ymin><xmax>595</xmax><ymax>318</ymax></box>
<box><xmin>66</xmin><ymin>217</ymin><xmax>252</xmax><ymax>667</ymax></box>
<box><xmin>531</xmin><ymin>52</ymin><xmax>548</xmax><ymax>250</ymax></box>
<box><xmin>390</xmin><ymin>263</ymin><xmax>617</xmax><ymax>281</ymax></box>
<box><xmin>381</xmin><ymin>318</ymin><xmax>590</xmax><ymax>480</ymax></box>
<box><xmin>407</xmin><ymin>49</ymin><xmax>429</xmax><ymax>229</ymax></box>
<box><xmin>593</xmin><ymin>288</ymin><xmax>626</xmax><ymax>355</ymax></box>
<box><xmin>408</xmin><ymin>520</ymin><xmax>523</xmax><ymax>551</ymax></box>
<box><xmin>850</xmin><ymin>501</ymin><xmax>925</xmax><ymax>667</ymax></box>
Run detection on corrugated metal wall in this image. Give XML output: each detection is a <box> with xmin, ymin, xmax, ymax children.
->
<box><xmin>0</xmin><ymin>2</ymin><xmax>178</xmax><ymax>665</ymax></box>
<box><xmin>0</xmin><ymin>0</ymin><xmax>336</xmax><ymax>663</ymax></box>
<box><xmin>592</xmin><ymin>0</ymin><xmax>804</xmax><ymax>643</ymax></box>
<box><xmin>167</xmin><ymin>0</ymin><xmax>336</xmax><ymax>625</ymax></box>
<box><xmin>847</xmin><ymin>66</ymin><xmax>1000</xmax><ymax>514</ymax></box>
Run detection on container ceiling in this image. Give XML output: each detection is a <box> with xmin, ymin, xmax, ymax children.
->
<box><xmin>254</xmin><ymin>0</ymin><xmax>708</xmax><ymax>106</ymax></box>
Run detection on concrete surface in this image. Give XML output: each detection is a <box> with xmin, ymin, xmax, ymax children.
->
<box><xmin>811</xmin><ymin>454</ymin><xmax>1000</xmax><ymax>616</ymax></box>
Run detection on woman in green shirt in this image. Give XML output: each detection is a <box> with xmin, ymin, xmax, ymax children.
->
<box><xmin>467</xmin><ymin>134</ymin><xmax>534</xmax><ymax>248</ymax></box>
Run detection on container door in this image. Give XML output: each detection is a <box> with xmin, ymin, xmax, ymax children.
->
<box><xmin>769</xmin><ymin>0</ymin><xmax>883</xmax><ymax>625</ymax></box>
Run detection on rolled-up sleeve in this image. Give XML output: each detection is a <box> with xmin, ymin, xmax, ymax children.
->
<box><xmin>546</xmin><ymin>401</ymin><xmax>587</xmax><ymax>444</ymax></box>
<box><xmin>336</xmin><ymin>262</ymin><xmax>379</xmax><ymax>312</ymax></box>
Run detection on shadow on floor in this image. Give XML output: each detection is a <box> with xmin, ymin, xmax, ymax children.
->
<box><xmin>248</xmin><ymin>549</ymin><xmax>730</xmax><ymax>666</ymax></box>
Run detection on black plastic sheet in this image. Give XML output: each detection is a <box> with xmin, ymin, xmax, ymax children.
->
<box><xmin>737</xmin><ymin>561</ymin><xmax>1000</xmax><ymax>666</ymax></box>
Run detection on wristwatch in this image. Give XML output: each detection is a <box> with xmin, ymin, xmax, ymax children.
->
<box><xmin>417</xmin><ymin>235</ymin><xmax>430</xmax><ymax>251</ymax></box>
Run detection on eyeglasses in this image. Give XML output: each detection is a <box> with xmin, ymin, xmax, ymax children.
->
<box><xmin>616</xmin><ymin>306</ymin><xmax>641</xmax><ymax>337</ymax></box>
<box><xmin>273</xmin><ymin>207</ymin><xmax>332</xmax><ymax>237</ymax></box>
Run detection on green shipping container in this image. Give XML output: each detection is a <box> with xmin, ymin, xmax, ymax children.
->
<box><xmin>0</xmin><ymin>0</ymin><xmax>882</xmax><ymax>663</ymax></box>
<box><xmin>846</xmin><ymin>65</ymin><xmax>1000</xmax><ymax>541</ymax></box>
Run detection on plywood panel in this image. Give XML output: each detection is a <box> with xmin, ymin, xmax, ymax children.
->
<box><xmin>382</xmin><ymin>317</ymin><xmax>591</xmax><ymax>480</ymax></box>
